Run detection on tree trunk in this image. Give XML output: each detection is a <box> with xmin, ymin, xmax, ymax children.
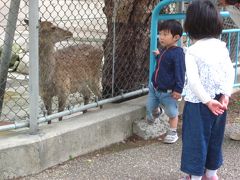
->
<box><xmin>102</xmin><ymin>0</ymin><xmax>159</xmax><ymax>98</ymax></box>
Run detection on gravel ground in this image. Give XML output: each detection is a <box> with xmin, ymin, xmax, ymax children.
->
<box><xmin>15</xmin><ymin>91</ymin><xmax>240</xmax><ymax>180</ymax></box>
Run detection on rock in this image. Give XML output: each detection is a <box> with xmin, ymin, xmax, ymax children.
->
<box><xmin>226</xmin><ymin>123</ymin><xmax>240</xmax><ymax>141</ymax></box>
<box><xmin>229</xmin><ymin>132</ymin><xmax>240</xmax><ymax>141</ymax></box>
<box><xmin>133</xmin><ymin>112</ymin><xmax>169</xmax><ymax>140</ymax></box>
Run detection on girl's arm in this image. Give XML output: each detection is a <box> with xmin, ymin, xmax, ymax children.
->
<box><xmin>219</xmin><ymin>50</ymin><xmax>234</xmax><ymax>110</ymax></box>
<box><xmin>221</xmin><ymin>53</ymin><xmax>235</xmax><ymax>98</ymax></box>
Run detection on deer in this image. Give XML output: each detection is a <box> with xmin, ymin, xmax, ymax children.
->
<box><xmin>24</xmin><ymin>20</ymin><xmax>103</xmax><ymax>124</ymax></box>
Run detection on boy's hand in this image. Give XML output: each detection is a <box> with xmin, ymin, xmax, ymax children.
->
<box><xmin>152</xmin><ymin>49</ymin><xmax>160</xmax><ymax>56</ymax></box>
<box><xmin>206</xmin><ymin>99</ymin><xmax>224</xmax><ymax>116</ymax></box>
<box><xmin>171</xmin><ymin>91</ymin><xmax>181</xmax><ymax>100</ymax></box>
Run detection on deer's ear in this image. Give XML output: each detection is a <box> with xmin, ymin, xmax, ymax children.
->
<box><xmin>24</xmin><ymin>19</ymin><xmax>29</xmax><ymax>25</ymax></box>
<box><xmin>24</xmin><ymin>18</ymin><xmax>41</xmax><ymax>26</ymax></box>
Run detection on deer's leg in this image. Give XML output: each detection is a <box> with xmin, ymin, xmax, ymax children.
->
<box><xmin>43</xmin><ymin>96</ymin><xmax>52</xmax><ymax>124</ymax></box>
<box><xmin>83</xmin><ymin>95</ymin><xmax>90</xmax><ymax>114</ymax></box>
<box><xmin>89</xmin><ymin>81</ymin><xmax>103</xmax><ymax>110</ymax></box>
<box><xmin>58</xmin><ymin>95</ymin><xmax>67</xmax><ymax>121</ymax></box>
<box><xmin>95</xmin><ymin>88</ymin><xmax>103</xmax><ymax>110</ymax></box>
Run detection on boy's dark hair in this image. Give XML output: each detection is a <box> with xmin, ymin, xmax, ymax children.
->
<box><xmin>158</xmin><ymin>20</ymin><xmax>183</xmax><ymax>37</ymax></box>
<box><xmin>225</xmin><ymin>0</ymin><xmax>240</xmax><ymax>5</ymax></box>
<box><xmin>184</xmin><ymin>0</ymin><xmax>223</xmax><ymax>39</ymax></box>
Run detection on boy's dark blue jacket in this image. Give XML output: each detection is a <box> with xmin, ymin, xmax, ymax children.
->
<box><xmin>151</xmin><ymin>46</ymin><xmax>185</xmax><ymax>93</ymax></box>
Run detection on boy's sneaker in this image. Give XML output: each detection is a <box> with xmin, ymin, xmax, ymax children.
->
<box><xmin>163</xmin><ymin>130</ymin><xmax>178</xmax><ymax>143</ymax></box>
<box><xmin>202</xmin><ymin>175</ymin><xmax>219</xmax><ymax>180</ymax></box>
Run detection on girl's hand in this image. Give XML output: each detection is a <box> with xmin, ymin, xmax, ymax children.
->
<box><xmin>219</xmin><ymin>95</ymin><xmax>229</xmax><ymax>110</ymax></box>
<box><xmin>206</xmin><ymin>99</ymin><xmax>225</xmax><ymax>116</ymax></box>
<box><xmin>152</xmin><ymin>49</ymin><xmax>160</xmax><ymax>56</ymax></box>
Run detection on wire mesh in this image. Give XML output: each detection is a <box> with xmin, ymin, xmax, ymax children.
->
<box><xmin>101</xmin><ymin>1</ymin><xmax>178</xmax><ymax>98</ymax></box>
<box><xmin>0</xmin><ymin>0</ymin><xmax>29</xmax><ymax>123</ymax></box>
<box><xmin>34</xmin><ymin>0</ymin><xmax>106</xmax><ymax>122</ymax></box>
<box><xmin>0</xmin><ymin>0</ymin><xmax>107</xmax><ymax>124</ymax></box>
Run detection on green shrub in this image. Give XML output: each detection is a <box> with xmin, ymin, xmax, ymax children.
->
<box><xmin>0</xmin><ymin>45</ymin><xmax>20</xmax><ymax>71</ymax></box>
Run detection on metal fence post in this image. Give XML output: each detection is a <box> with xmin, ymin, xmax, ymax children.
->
<box><xmin>29</xmin><ymin>0</ymin><xmax>39</xmax><ymax>134</ymax></box>
<box><xmin>0</xmin><ymin>0</ymin><xmax>21</xmax><ymax>118</ymax></box>
<box><xmin>111</xmin><ymin>0</ymin><xmax>118</xmax><ymax>97</ymax></box>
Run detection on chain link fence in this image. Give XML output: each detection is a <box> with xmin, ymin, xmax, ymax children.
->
<box><xmin>0</xmin><ymin>0</ymin><xmax>239</xmax><ymax>129</ymax></box>
<box><xmin>0</xmin><ymin>0</ymin><xmax>159</xmax><ymax>126</ymax></box>
<box><xmin>0</xmin><ymin>0</ymin><xmax>107</xmax><ymax>124</ymax></box>
<box><xmin>0</xmin><ymin>0</ymin><xmax>29</xmax><ymax>124</ymax></box>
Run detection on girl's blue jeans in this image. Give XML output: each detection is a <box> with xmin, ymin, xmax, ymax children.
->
<box><xmin>181</xmin><ymin>95</ymin><xmax>227</xmax><ymax>176</ymax></box>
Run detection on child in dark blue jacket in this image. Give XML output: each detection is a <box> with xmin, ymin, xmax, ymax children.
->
<box><xmin>146</xmin><ymin>20</ymin><xmax>185</xmax><ymax>144</ymax></box>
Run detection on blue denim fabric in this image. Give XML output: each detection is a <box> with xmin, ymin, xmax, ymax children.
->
<box><xmin>181</xmin><ymin>96</ymin><xmax>227</xmax><ymax>176</ymax></box>
<box><xmin>146</xmin><ymin>83</ymin><xmax>178</xmax><ymax>120</ymax></box>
